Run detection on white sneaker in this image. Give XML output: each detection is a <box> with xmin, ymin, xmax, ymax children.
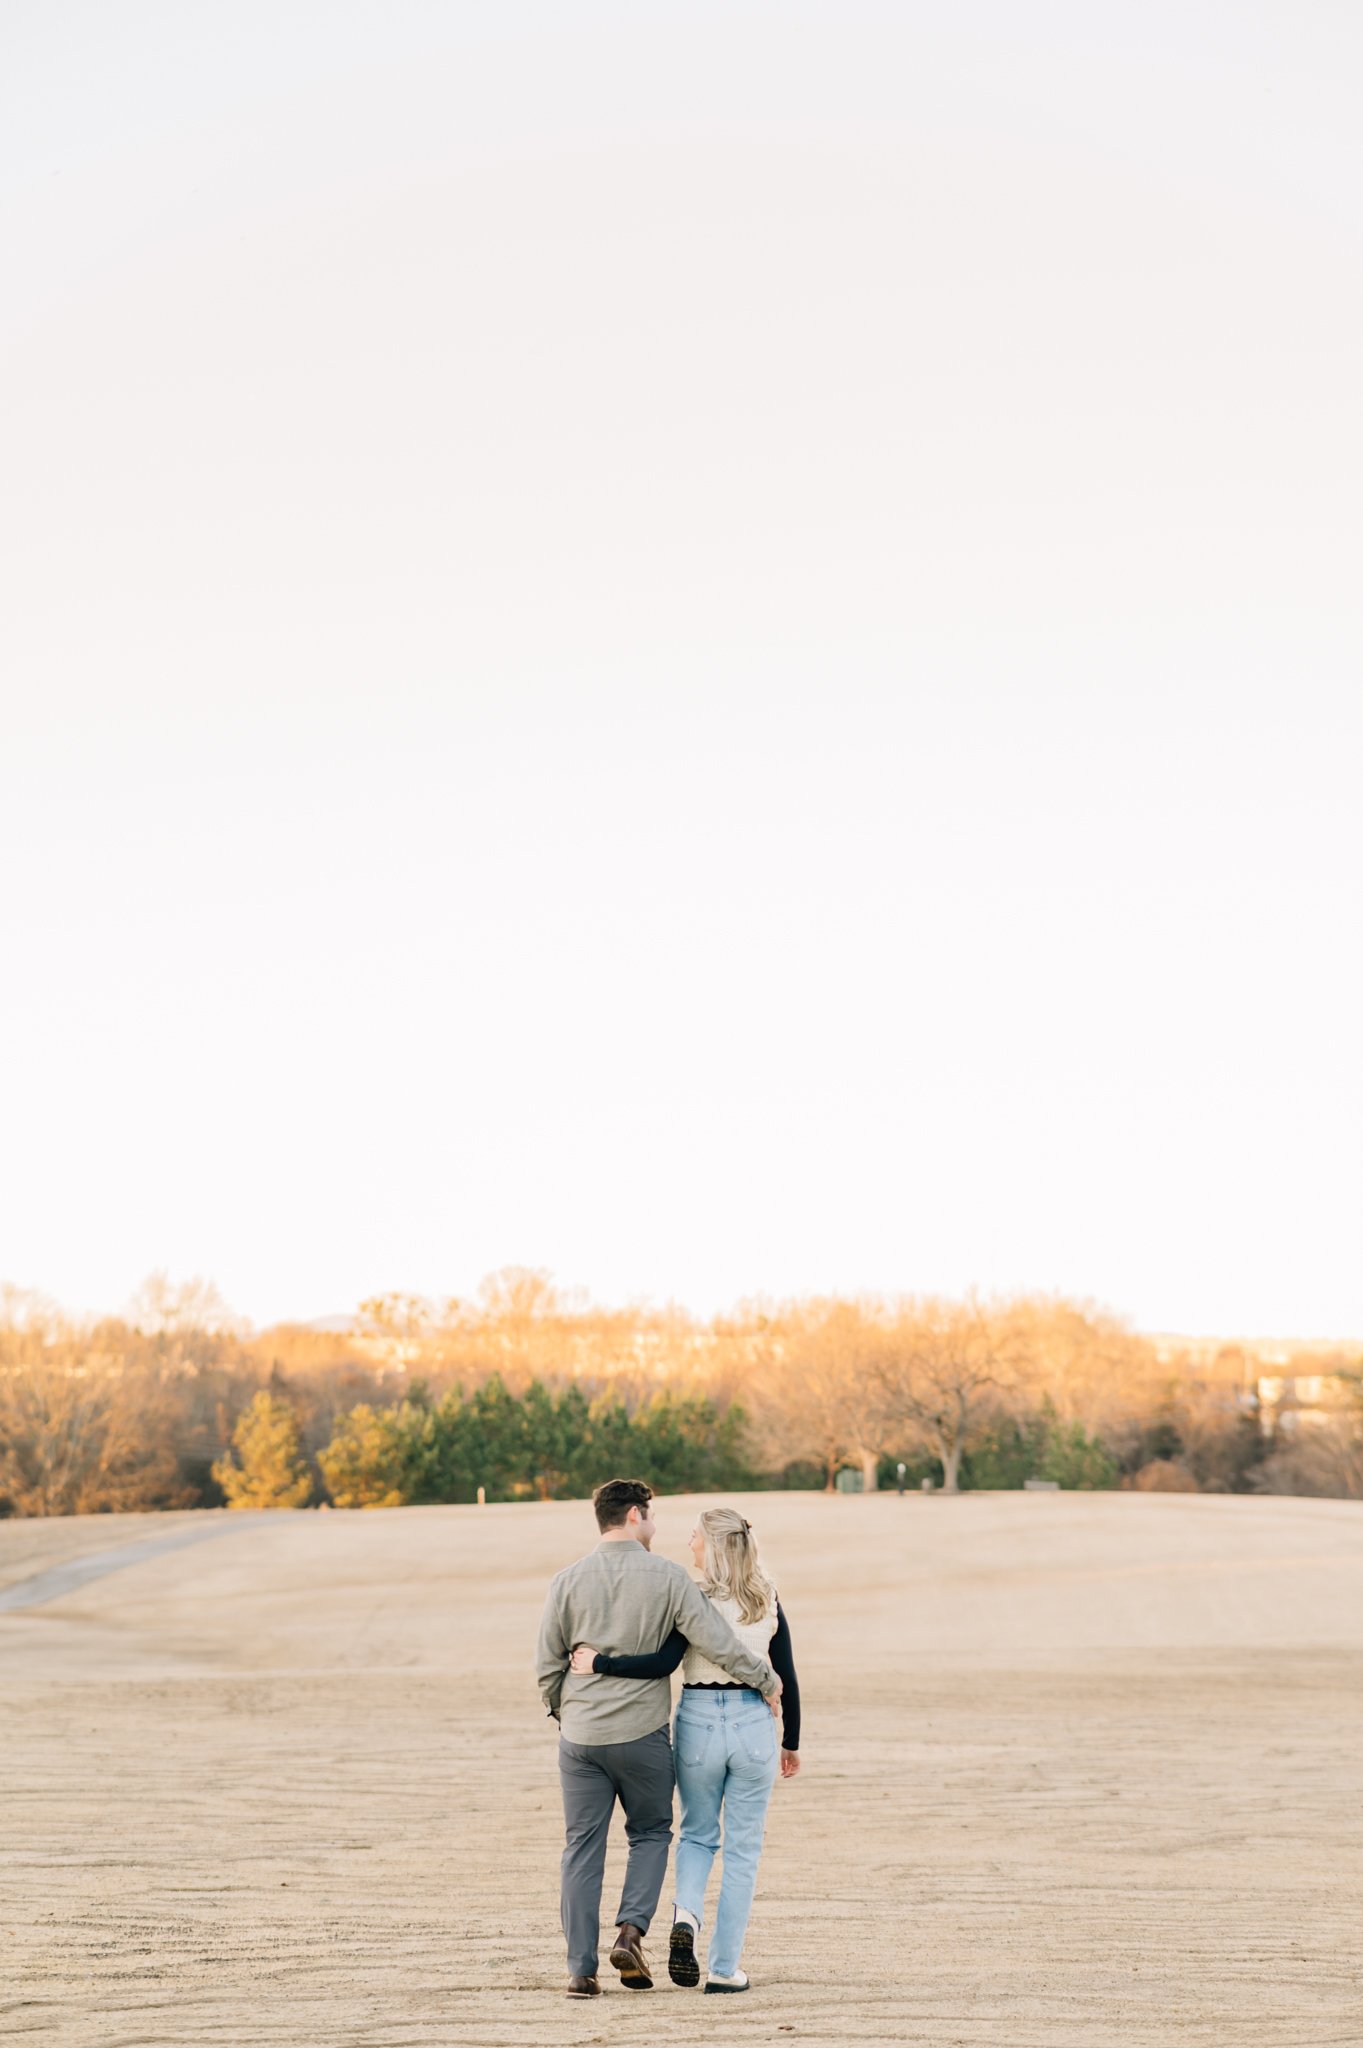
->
<box><xmin>704</xmin><ymin>1970</ymin><xmax>750</xmax><ymax>1994</ymax></box>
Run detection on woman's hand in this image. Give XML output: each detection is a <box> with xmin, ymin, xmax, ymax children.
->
<box><xmin>569</xmin><ymin>1643</ymin><xmax>599</xmax><ymax>1674</ymax></box>
<box><xmin>779</xmin><ymin>1748</ymin><xmax>801</xmax><ymax>1779</ymax></box>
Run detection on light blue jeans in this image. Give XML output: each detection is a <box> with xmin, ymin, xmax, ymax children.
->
<box><xmin>673</xmin><ymin>1686</ymin><xmax>779</xmax><ymax>1979</ymax></box>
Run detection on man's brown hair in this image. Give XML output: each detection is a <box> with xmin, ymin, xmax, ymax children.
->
<box><xmin>592</xmin><ymin>1477</ymin><xmax>653</xmax><ymax>1531</ymax></box>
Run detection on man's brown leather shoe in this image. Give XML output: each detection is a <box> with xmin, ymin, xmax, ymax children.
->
<box><xmin>566</xmin><ymin>1974</ymin><xmax>600</xmax><ymax>1998</ymax></box>
<box><xmin>609</xmin><ymin>1923</ymin><xmax>653</xmax><ymax>1989</ymax></box>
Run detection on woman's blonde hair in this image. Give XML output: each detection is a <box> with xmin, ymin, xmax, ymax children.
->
<box><xmin>696</xmin><ymin>1507</ymin><xmax>776</xmax><ymax>1626</ymax></box>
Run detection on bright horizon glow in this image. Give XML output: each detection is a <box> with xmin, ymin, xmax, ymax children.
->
<box><xmin>3</xmin><ymin>4</ymin><xmax>1361</xmax><ymax>1338</ymax></box>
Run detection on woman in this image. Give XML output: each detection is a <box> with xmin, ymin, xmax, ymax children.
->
<box><xmin>569</xmin><ymin>1506</ymin><xmax>801</xmax><ymax>1995</ymax></box>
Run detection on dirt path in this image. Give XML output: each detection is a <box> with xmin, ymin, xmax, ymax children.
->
<box><xmin>3</xmin><ymin>1492</ymin><xmax>1362</xmax><ymax>2046</ymax></box>
<box><xmin>0</xmin><ymin>1516</ymin><xmax>251</xmax><ymax>1614</ymax></box>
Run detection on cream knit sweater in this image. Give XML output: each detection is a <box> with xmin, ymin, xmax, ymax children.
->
<box><xmin>681</xmin><ymin>1588</ymin><xmax>777</xmax><ymax>1687</ymax></box>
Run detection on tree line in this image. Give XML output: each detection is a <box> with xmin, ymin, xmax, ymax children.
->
<box><xmin>1</xmin><ymin>1269</ymin><xmax>1360</xmax><ymax>1515</ymax></box>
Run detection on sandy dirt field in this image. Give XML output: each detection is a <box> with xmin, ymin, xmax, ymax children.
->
<box><xmin>4</xmin><ymin>1490</ymin><xmax>1363</xmax><ymax>2048</ymax></box>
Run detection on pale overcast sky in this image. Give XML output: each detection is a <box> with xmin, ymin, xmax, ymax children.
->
<box><xmin>3</xmin><ymin>2</ymin><xmax>1360</xmax><ymax>1334</ymax></box>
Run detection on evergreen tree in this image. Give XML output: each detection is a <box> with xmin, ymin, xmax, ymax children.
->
<box><xmin>408</xmin><ymin>1391</ymin><xmax>478</xmax><ymax>1503</ymax></box>
<box><xmin>570</xmin><ymin>1394</ymin><xmax>637</xmax><ymax>1494</ymax></box>
<box><xmin>461</xmin><ymin>1374</ymin><xmax>527</xmax><ymax>1498</ymax></box>
<box><xmin>521</xmin><ymin>1380</ymin><xmax>574</xmax><ymax>1499</ymax></box>
<box><xmin>317</xmin><ymin>1403</ymin><xmax>417</xmax><ymax>1508</ymax></box>
<box><xmin>212</xmin><ymin>1390</ymin><xmax>313</xmax><ymax>1508</ymax></box>
<box><xmin>632</xmin><ymin>1392</ymin><xmax>754</xmax><ymax>1492</ymax></box>
<box><xmin>1040</xmin><ymin>1418</ymin><xmax>1118</xmax><ymax>1490</ymax></box>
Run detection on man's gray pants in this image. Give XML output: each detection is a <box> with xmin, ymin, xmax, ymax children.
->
<box><xmin>559</xmin><ymin>1723</ymin><xmax>675</xmax><ymax>1977</ymax></box>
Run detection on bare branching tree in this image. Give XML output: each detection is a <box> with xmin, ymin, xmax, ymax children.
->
<box><xmin>354</xmin><ymin>1293</ymin><xmax>437</xmax><ymax>1378</ymax></box>
<box><xmin>0</xmin><ymin>1316</ymin><xmax>187</xmax><ymax>1515</ymax></box>
<box><xmin>877</xmin><ymin>1295</ymin><xmax>1018</xmax><ymax>1493</ymax></box>
<box><xmin>744</xmin><ymin>1298</ymin><xmax>890</xmax><ymax>1490</ymax></box>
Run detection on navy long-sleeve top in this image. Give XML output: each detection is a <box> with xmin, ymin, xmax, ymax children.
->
<box><xmin>591</xmin><ymin>1599</ymin><xmax>801</xmax><ymax>1751</ymax></box>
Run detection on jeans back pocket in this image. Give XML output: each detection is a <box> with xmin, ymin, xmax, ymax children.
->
<box><xmin>738</xmin><ymin>1714</ymin><xmax>777</xmax><ymax>1767</ymax></box>
<box><xmin>676</xmin><ymin>1717</ymin><xmax>716</xmax><ymax>1769</ymax></box>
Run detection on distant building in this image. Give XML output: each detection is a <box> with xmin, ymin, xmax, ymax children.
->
<box><xmin>1147</xmin><ymin>1333</ymin><xmax>1358</xmax><ymax>1439</ymax></box>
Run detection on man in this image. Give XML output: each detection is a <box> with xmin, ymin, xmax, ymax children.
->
<box><xmin>536</xmin><ymin>1477</ymin><xmax>781</xmax><ymax>1999</ymax></box>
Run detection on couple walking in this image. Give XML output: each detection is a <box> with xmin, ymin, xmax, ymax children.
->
<box><xmin>536</xmin><ymin>1477</ymin><xmax>802</xmax><ymax>1998</ymax></box>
